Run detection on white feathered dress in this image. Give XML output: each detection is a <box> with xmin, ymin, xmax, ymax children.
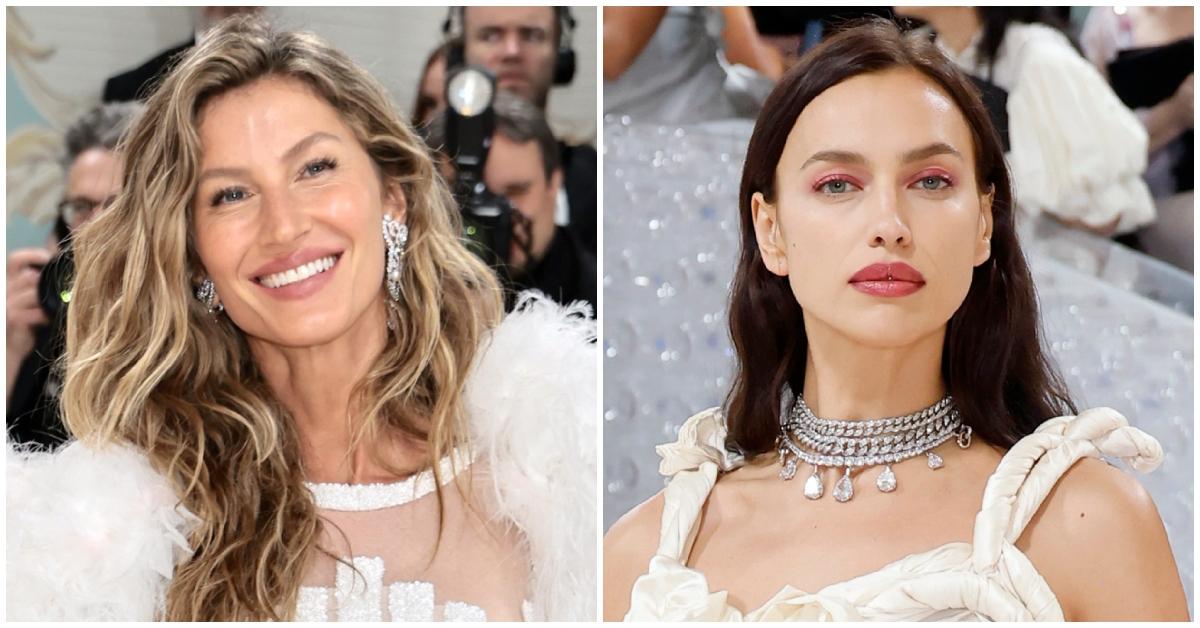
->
<box><xmin>7</xmin><ymin>296</ymin><xmax>597</xmax><ymax>621</ymax></box>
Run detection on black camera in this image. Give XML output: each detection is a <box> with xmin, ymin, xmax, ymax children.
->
<box><xmin>442</xmin><ymin>63</ymin><xmax>533</xmax><ymax>285</ymax></box>
<box><xmin>36</xmin><ymin>215</ymin><xmax>75</xmax><ymax>334</ymax></box>
<box><xmin>36</xmin><ymin>245</ymin><xmax>74</xmax><ymax>326</ymax></box>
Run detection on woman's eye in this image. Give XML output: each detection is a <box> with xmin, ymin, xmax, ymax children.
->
<box><xmin>917</xmin><ymin>176</ymin><xmax>950</xmax><ymax>191</ymax></box>
<box><xmin>211</xmin><ymin>187</ymin><xmax>247</xmax><ymax>207</ymax></box>
<box><xmin>302</xmin><ymin>158</ymin><xmax>337</xmax><ymax>178</ymax></box>
<box><xmin>817</xmin><ymin>179</ymin><xmax>857</xmax><ymax>194</ymax></box>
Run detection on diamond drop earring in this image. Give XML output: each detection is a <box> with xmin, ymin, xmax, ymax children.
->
<box><xmin>195</xmin><ymin>277</ymin><xmax>223</xmax><ymax>314</ymax></box>
<box><xmin>382</xmin><ymin>214</ymin><xmax>409</xmax><ymax>302</ymax></box>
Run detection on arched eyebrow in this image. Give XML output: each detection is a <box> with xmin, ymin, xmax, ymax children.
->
<box><xmin>901</xmin><ymin>142</ymin><xmax>962</xmax><ymax>164</ymax></box>
<box><xmin>800</xmin><ymin>142</ymin><xmax>964</xmax><ymax>171</ymax></box>
<box><xmin>281</xmin><ymin>131</ymin><xmax>341</xmax><ymax>163</ymax></box>
<box><xmin>196</xmin><ymin>132</ymin><xmax>342</xmax><ymax>185</ymax></box>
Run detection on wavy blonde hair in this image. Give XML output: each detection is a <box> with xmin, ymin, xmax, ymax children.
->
<box><xmin>62</xmin><ymin>16</ymin><xmax>503</xmax><ymax>620</ymax></box>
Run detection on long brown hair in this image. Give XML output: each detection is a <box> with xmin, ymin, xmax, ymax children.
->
<box><xmin>725</xmin><ymin>18</ymin><xmax>1074</xmax><ymax>456</ymax></box>
<box><xmin>62</xmin><ymin>15</ymin><xmax>502</xmax><ymax>620</ymax></box>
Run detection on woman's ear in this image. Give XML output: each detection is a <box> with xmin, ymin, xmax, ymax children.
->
<box><xmin>384</xmin><ymin>181</ymin><xmax>408</xmax><ymax>223</ymax></box>
<box><xmin>974</xmin><ymin>185</ymin><xmax>995</xmax><ymax>267</ymax></box>
<box><xmin>752</xmin><ymin>192</ymin><xmax>788</xmax><ymax>276</ymax></box>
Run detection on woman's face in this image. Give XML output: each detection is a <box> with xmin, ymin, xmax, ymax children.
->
<box><xmin>752</xmin><ymin>68</ymin><xmax>993</xmax><ymax>349</ymax></box>
<box><xmin>192</xmin><ymin>76</ymin><xmax>405</xmax><ymax>348</ymax></box>
<box><xmin>418</xmin><ymin>54</ymin><xmax>447</xmax><ymax>126</ymax></box>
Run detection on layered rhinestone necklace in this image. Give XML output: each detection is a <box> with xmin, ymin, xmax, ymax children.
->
<box><xmin>778</xmin><ymin>394</ymin><xmax>972</xmax><ymax>503</ymax></box>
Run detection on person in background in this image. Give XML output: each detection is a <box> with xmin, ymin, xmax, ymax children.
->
<box><xmin>456</xmin><ymin>6</ymin><xmax>596</xmax><ymax>257</ymax></box>
<box><xmin>603</xmin><ymin>6</ymin><xmax>784</xmax><ymax>124</ymax></box>
<box><xmin>1080</xmin><ymin>6</ymin><xmax>1192</xmax><ymax>270</ymax></box>
<box><xmin>895</xmin><ymin>7</ymin><xmax>1156</xmax><ymax>238</ymax></box>
<box><xmin>749</xmin><ymin>7</ymin><xmax>897</xmax><ymax>70</ymax></box>
<box><xmin>7</xmin><ymin>101</ymin><xmax>143</xmax><ymax>448</ymax></box>
<box><xmin>412</xmin><ymin>42</ymin><xmax>451</xmax><ymax>128</ymax></box>
<box><xmin>426</xmin><ymin>92</ymin><xmax>596</xmax><ymax>312</ymax></box>
<box><xmin>1082</xmin><ymin>5</ymin><xmax>1193</xmax><ymax>195</ymax></box>
<box><xmin>103</xmin><ymin>6</ymin><xmax>262</xmax><ymax>102</ymax></box>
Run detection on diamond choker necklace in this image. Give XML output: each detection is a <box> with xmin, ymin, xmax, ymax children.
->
<box><xmin>778</xmin><ymin>394</ymin><xmax>972</xmax><ymax>503</ymax></box>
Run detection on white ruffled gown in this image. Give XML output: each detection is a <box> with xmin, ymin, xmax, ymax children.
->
<box><xmin>625</xmin><ymin>406</ymin><xmax>1163</xmax><ymax>621</ymax></box>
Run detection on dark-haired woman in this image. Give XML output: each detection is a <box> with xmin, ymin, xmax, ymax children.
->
<box><xmin>603</xmin><ymin>19</ymin><xmax>1186</xmax><ymax>621</ymax></box>
<box><xmin>894</xmin><ymin>7</ymin><xmax>1156</xmax><ymax>238</ymax></box>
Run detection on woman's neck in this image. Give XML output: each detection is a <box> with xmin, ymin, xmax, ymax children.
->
<box><xmin>248</xmin><ymin>300</ymin><xmax>413</xmax><ymax>483</ymax></box>
<box><xmin>926</xmin><ymin>8</ymin><xmax>983</xmax><ymax>56</ymax></box>
<box><xmin>801</xmin><ymin>317</ymin><xmax>947</xmax><ymax>422</ymax></box>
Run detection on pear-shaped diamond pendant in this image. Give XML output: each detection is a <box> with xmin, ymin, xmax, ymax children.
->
<box><xmin>803</xmin><ymin>466</ymin><xmax>824</xmax><ymax>500</ymax></box>
<box><xmin>780</xmin><ymin>456</ymin><xmax>798</xmax><ymax>481</ymax></box>
<box><xmin>926</xmin><ymin>452</ymin><xmax>944</xmax><ymax>469</ymax></box>
<box><xmin>833</xmin><ymin>468</ymin><xmax>854</xmax><ymax>502</ymax></box>
<box><xmin>875</xmin><ymin>465</ymin><xmax>897</xmax><ymax>492</ymax></box>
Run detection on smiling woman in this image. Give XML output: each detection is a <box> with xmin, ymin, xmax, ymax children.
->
<box><xmin>191</xmin><ymin>80</ymin><xmax>404</xmax><ymax>347</ymax></box>
<box><xmin>603</xmin><ymin>17</ymin><xmax>1186</xmax><ymax>622</ymax></box>
<box><xmin>7</xmin><ymin>15</ymin><xmax>595</xmax><ymax>622</ymax></box>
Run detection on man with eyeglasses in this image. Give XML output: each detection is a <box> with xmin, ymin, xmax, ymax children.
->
<box><xmin>7</xmin><ymin>102</ymin><xmax>141</xmax><ymax>448</ymax></box>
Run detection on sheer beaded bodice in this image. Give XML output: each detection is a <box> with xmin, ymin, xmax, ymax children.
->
<box><xmin>296</xmin><ymin>450</ymin><xmax>534</xmax><ymax>621</ymax></box>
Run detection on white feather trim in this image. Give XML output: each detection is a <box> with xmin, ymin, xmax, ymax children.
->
<box><xmin>5</xmin><ymin>292</ymin><xmax>598</xmax><ymax>621</ymax></box>
<box><xmin>466</xmin><ymin>292</ymin><xmax>598</xmax><ymax>621</ymax></box>
<box><xmin>6</xmin><ymin>440</ymin><xmax>197</xmax><ymax>620</ymax></box>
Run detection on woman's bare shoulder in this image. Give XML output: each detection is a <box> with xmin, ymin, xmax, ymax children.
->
<box><xmin>1020</xmin><ymin>457</ymin><xmax>1187</xmax><ymax>620</ymax></box>
<box><xmin>602</xmin><ymin>489</ymin><xmax>666</xmax><ymax>621</ymax></box>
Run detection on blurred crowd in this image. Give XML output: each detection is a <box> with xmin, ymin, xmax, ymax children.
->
<box><xmin>604</xmin><ymin>6</ymin><xmax>1194</xmax><ymax>271</ymax></box>
<box><xmin>7</xmin><ymin>6</ymin><xmax>597</xmax><ymax>450</ymax></box>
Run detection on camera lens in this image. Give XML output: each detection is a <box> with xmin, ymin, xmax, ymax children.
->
<box><xmin>37</xmin><ymin>247</ymin><xmax>75</xmax><ymax>324</ymax></box>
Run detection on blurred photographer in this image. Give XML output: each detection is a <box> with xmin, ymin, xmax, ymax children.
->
<box><xmin>451</xmin><ymin>6</ymin><xmax>597</xmax><ymax>256</ymax></box>
<box><xmin>413</xmin><ymin>41</ymin><xmax>453</xmax><ymax>128</ymax></box>
<box><xmin>7</xmin><ymin>102</ymin><xmax>141</xmax><ymax>448</ymax></box>
<box><xmin>426</xmin><ymin>91</ymin><xmax>596</xmax><ymax>312</ymax></box>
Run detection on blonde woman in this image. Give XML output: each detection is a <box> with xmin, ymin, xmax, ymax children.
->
<box><xmin>7</xmin><ymin>16</ymin><xmax>595</xmax><ymax>621</ymax></box>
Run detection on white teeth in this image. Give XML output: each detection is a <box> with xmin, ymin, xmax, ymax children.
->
<box><xmin>259</xmin><ymin>255</ymin><xmax>336</xmax><ymax>289</ymax></box>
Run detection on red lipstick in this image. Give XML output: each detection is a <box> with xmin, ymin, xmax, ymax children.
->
<box><xmin>849</xmin><ymin>262</ymin><xmax>925</xmax><ymax>297</ymax></box>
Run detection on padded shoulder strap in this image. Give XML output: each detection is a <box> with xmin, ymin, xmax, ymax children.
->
<box><xmin>970</xmin><ymin>407</ymin><xmax>1162</xmax><ymax>571</ymax></box>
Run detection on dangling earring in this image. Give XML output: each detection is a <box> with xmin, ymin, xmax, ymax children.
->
<box><xmin>195</xmin><ymin>277</ymin><xmax>223</xmax><ymax>314</ymax></box>
<box><xmin>382</xmin><ymin>214</ymin><xmax>409</xmax><ymax>302</ymax></box>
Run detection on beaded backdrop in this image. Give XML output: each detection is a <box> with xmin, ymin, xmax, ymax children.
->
<box><xmin>601</xmin><ymin>117</ymin><xmax>1194</xmax><ymax>610</ymax></box>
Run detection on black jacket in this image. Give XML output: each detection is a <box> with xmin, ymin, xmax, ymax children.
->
<box><xmin>102</xmin><ymin>39</ymin><xmax>194</xmax><ymax>102</ymax></box>
<box><xmin>7</xmin><ymin>324</ymin><xmax>67</xmax><ymax>450</ymax></box>
<box><xmin>512</xmin><ymin>226</ymin><xmax>596</xmax><ymax>315</ymax></box>
<box><xmin>560</xmin><ymin>142</ymin><xmax>597</xmax><ymax>256</ymax></box>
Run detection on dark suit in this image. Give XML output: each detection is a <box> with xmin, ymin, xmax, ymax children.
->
<box><xmin>560</xmin><ymin>142</ymin><xmax>597</xmax><ymax>256</ymax></box>
<box><xmin>102</xmin><ymin>39</ymin><xmax>194</xmax><ymax>102</ymax></box>
<box><xmin>7</xmin><ymin>324</ymin><xmax>67</xmax><ymax>450</ymax></box>
<box><xmin>512</xmin><ymin>226</ymin><xmax>596</xmax><ymax>315</ymax></box>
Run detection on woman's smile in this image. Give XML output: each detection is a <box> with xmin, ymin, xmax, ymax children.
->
<box><xmin>251</xmin><ymin>249</ymin><xmax>344</xmax><ymax>300</ymax></box>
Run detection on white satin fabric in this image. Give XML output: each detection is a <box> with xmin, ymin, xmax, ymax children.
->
<box><xmin>625</xmin><ymin>406</ymin><xmax>1163</xmax><ymax>621</ymax></box>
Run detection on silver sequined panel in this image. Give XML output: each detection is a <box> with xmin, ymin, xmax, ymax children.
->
<box><xmin>388</xmin><ymin>581</ymin><xmax>435</xmax><ymax>622</ymax></box>
<box><xmin>601</xmin><ymin>117</ymin><xmax>1194</xmax><ymax>612</ymax></box>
